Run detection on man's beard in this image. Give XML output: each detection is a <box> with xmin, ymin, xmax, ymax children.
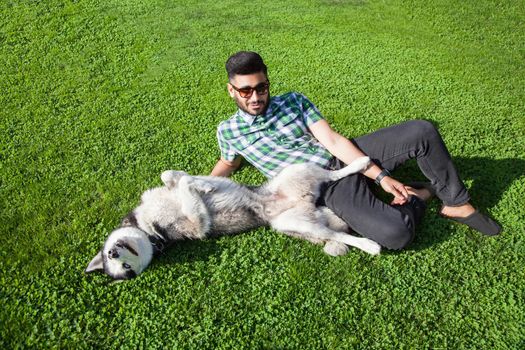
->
<box><xmin>234</xmin><ymin>94</ymin><xmax>270</xmax><ymax>116</ymax></box>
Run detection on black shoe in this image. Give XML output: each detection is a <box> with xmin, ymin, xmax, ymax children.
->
<box><xmin>441</xmin><ymin>209</ymin><xmax>502</xmax><ymax>236</ymax></box>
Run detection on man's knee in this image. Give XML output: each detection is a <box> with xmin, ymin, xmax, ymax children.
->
<box><xmin>408</xmin><ymin>119</ymin><xmax>439</xmax><ymax>140</ymax></box>
<box><xmin>376</xmin><ymin>225</ymin><xmax>414</xmax><ymax>250</ymax></box>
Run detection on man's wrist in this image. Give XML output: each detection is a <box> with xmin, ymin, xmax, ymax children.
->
<box><xmin>374</xmin><ymin>169</ymin><xmax>391</xmax><ymax>185</ymax></box>
<box><xmin>362</xmin><ymin>162</ymin><xmax>381</xmax><ymax>179</ymax></box>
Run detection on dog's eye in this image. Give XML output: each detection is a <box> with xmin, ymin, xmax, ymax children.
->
<box><xmin>123</xmin><ymin>263</ymin><xmax>131</xmax><ymax>269</ymax></box>
<box><xmin>116</xmin><ymin>243</ymin><xmax>123</xmax><ymax>248</ymax></box>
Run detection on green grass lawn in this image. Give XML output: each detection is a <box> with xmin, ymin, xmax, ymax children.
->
<box><xmin>1</xmin><ymin>0</ymin><xmax>524</xmax><ymax>348</ymax></box>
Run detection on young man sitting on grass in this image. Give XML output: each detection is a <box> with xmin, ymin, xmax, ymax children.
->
<box><xmin>210</xmin><ymin>51</ymin><xmax>501</xmax><ymax>252</ymax></box>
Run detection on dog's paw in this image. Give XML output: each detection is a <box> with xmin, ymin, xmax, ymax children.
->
<box><xmin>361</xmin><ymin>238</ymin><xmax>381</xmax><ymax>256</ymax></box>
<box><xmin>161</xmin><ymin>170</ymin><xmax>188</xmax><ymax>189</ymax></box>
<box><xmin>352</xmin><ymin>156</ymin><xmax>371</xmax><ymax>172</ymax></box>
<box><xmin>323</xmin><ymin>241</ymin><xmax>350</xmax><ymax>256</ymax></box>
<box><xmin>192</xmin><ymin>180</ymin><xmax>216</xmax><ymax>194</ymax></box>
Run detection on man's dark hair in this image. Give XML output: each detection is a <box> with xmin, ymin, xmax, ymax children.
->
<box><xmin>225</xmin><ymin>51</ymin><xmax>267</xmax><ymax>80</ymax></box>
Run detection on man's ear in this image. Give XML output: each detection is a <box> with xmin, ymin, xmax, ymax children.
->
<box><xmin>85</xmin><ymin>251</ymin><xmax>104</xmax><ymax>273</ymax></box>
<box><xmin>227</xmin><ymin>83</ymin><xmax>235</xmax><ymax>98</ymax></box>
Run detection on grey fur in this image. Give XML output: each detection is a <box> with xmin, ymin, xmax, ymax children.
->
<box><xmin>86</xmin><ymin>156</ymin><xmax>380</xmax><ymax>280</ymax></box>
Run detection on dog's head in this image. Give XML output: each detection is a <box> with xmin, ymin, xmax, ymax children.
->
<box><xmin>85</xmin><ymin>227</ymin><xmax>153</xmax><ymax>280</ymax></box>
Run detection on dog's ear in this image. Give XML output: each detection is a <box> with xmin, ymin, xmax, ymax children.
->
<box><xmin>85</xmin><ymin>251</ymin><xmax>104</xmax><ymax>273</ymax></box>
<box><xmin>121</xmin><ymin>212</ymin><xmax>137</xmax><ymax>227</ymax></box>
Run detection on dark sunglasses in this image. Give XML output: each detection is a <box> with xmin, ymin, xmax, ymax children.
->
<box><xmin>230</xmin><ymin>81</ymin><xmax>270</xmax><ymax>98</ymax></box>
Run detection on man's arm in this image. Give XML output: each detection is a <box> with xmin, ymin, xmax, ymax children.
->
<box><xmin>309</xmin><ymin>119</ymin><xmax>409</xmax><ymax>203</ymax></box>
<box><xmin>210</xmin><ymin>157</ymin><xmax>242</xmax><ymax>177</ymax></box>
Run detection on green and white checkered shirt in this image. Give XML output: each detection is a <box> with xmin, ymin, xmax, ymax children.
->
<box><xmin>217</xmin><ymin>92</ymin><xmax>334</xmax><ymax>178</ymax></box>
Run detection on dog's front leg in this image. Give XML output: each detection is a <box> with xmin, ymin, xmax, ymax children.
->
<box><xmin>161</xmin><ymin>170</ymin><xmax>188</xmax><ymax>189</ymax></box>
<box><xmin>173</xmin><ymin>176</ymin><xmax>211</xmax><ymax>239</ymax></box>
<box><xmin>162</xmin><ymin>171</ymin><xmax>216</xmax><ymax>194</ymax></box>
<box><xmin>190</xmin><ymin>178</ymin><xmax>216</xmax><ymax>194</ymax></box>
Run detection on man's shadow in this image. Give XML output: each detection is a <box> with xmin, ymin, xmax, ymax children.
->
<box><xmin>393</xmin><ymin>156</ymin><xmax>525</xmax><ymax>251</ymax></box>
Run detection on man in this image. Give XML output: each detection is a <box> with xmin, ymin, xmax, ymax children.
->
<box><xmin>211</xmin><ymin>51</ymin><xmax>500</xmax><ymax>251</ymax></box>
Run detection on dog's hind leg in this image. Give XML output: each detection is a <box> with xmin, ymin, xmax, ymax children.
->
<box><xmin>317</xmin><ymin>207</ymin><xmax>351</xmax><ymax>256</ymax></box>
<box><xmin>323</xmin><ymin>241</ymin><xmax>350</xmax><ymax>256</ymax></box>
<box><xmin>318</xmin><ymin>207</ymin><xmax>349</xmax><ymax>232</ymax></box>
<box><xmin>327</xmin><ymin>156</ymin><xmax>370</xmax><ymax>181</ymax></box>
<box><xmin>271</xmin><ymin>208</ymin><xmax>381</xmax><ymax>256</ymax></box>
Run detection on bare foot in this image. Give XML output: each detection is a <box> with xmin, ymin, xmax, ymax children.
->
<box><xmin>391</xmin><ymin>186</ymin><xmax>432</xmax><ymax>205</ymax></box>
<box><xmin>406</xmin><ymin>186</ymin><xmax>433</xmax><ymax>202</ymax></box>
<box><xmin>440</xmin><ymin>203</ymin><xmax>476</xmax><ymax>218</ymax></box>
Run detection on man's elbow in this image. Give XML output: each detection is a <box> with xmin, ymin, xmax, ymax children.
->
<box><xmin>210</xmin><ymin>158</ymin><xmax>241</xmax><ymax>177</ymax></box>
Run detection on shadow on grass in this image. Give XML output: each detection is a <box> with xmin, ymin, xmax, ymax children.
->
<box><xmin>154</xmin><ymin>238</ymin><xmax>223</xmax><ymax>267</ymax></box>
<box><xmin>455</xmin><ymin>157</ymin><xmax>525</xmax><ymax>210</ymax></box>
<box><xmin>394</xmin><ymin>156</ymin><xmax>525</xmax><ymax>251</ymax></box>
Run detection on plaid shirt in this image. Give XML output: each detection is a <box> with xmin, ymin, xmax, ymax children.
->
<box><xmin>217</xmin><ymin>92</ymin><xmax>334</xmax><ymax>178</ymax></box>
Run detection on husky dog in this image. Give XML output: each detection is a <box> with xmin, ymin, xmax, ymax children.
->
<box><xmin>86</xmin><ymin>157</ymin><xmax>380</xmax><ymax>280</ymax></box>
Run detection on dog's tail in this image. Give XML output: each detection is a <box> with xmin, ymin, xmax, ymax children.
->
<box><xmin>328</xmin><ymin>156</ymin><xmax>370</xmax><ymax>181</ymax></box>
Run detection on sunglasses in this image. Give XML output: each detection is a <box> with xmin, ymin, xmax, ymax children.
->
<box><xmin>230</xmin><ymin>81</ymin><xmax>270</xmax><ymax>98</ymax></box>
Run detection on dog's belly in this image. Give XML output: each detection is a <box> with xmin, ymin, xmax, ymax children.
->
<box><xmin>206</xmin><ymin>208</ymin><xmax>267</xmax><ymax>236</ymax></box>
<box><xmin>202</xmin><ymin>189</ymin><xmax>267</xmax><ymax>236</ymax></box>
<box><xmin>195</xmin><ymin>181</ymin><xmax>271</xmax><ymax>236</ymax></box>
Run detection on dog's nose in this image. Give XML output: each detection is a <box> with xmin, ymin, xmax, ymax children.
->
<box><xmin>108</xmin><ymin>249</ymin><xmax>119</xmax><ymax>259</ymax></box>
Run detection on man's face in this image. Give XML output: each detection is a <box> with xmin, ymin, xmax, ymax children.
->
<box><xmin>227</xmin><ymin>72</ymin><xmax>270</xmax><ymax>116</ymax></box>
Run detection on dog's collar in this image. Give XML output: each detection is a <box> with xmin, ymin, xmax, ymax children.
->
<box><xmin>148</xmin><ymin>233</ymin><xmax>167</xmax><ymax>255</ymax></box>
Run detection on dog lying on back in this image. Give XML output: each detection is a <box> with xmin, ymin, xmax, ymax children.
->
<box><xmin>86</xmin><ymin>157</ymin><xmax>380</xmax><ymax>280</ymax></box>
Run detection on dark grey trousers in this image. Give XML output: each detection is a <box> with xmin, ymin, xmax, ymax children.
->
<box><xmin>319</xmin><ymin>120</ymin><xmax>470</xmax><ymax>250</ymax></box>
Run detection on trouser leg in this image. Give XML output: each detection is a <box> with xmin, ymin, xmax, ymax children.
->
<box><xmin>321</xmin><ymin>120</ymin><xmax>469</xmax><ymax>249</ymax></box>
<box><xmin>352</xmin><ymin>119</ymin><xmax>469</xmax><ymax>206</ymax></box>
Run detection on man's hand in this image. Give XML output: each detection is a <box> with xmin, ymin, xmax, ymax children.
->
<box><xmin>380</xmin><ymin>176</ymin><xmax>409</xmax><ymax>205</ymax></box>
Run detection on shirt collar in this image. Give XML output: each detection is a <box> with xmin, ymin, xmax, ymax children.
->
<box><xmin>237</xmin><ymin>108</ymin><xmax>257</xmax><ymax>124</ymax></box>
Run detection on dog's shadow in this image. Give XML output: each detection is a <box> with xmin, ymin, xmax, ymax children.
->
<box><xmin>152</xmin><ymin>238</ymin><xmax>224</xmax><ymax>269</ymax></box>
<box><xmin>394</xmin><ymin>156</ymin><xmax>525</xmax><ymax>251</ymax></box>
